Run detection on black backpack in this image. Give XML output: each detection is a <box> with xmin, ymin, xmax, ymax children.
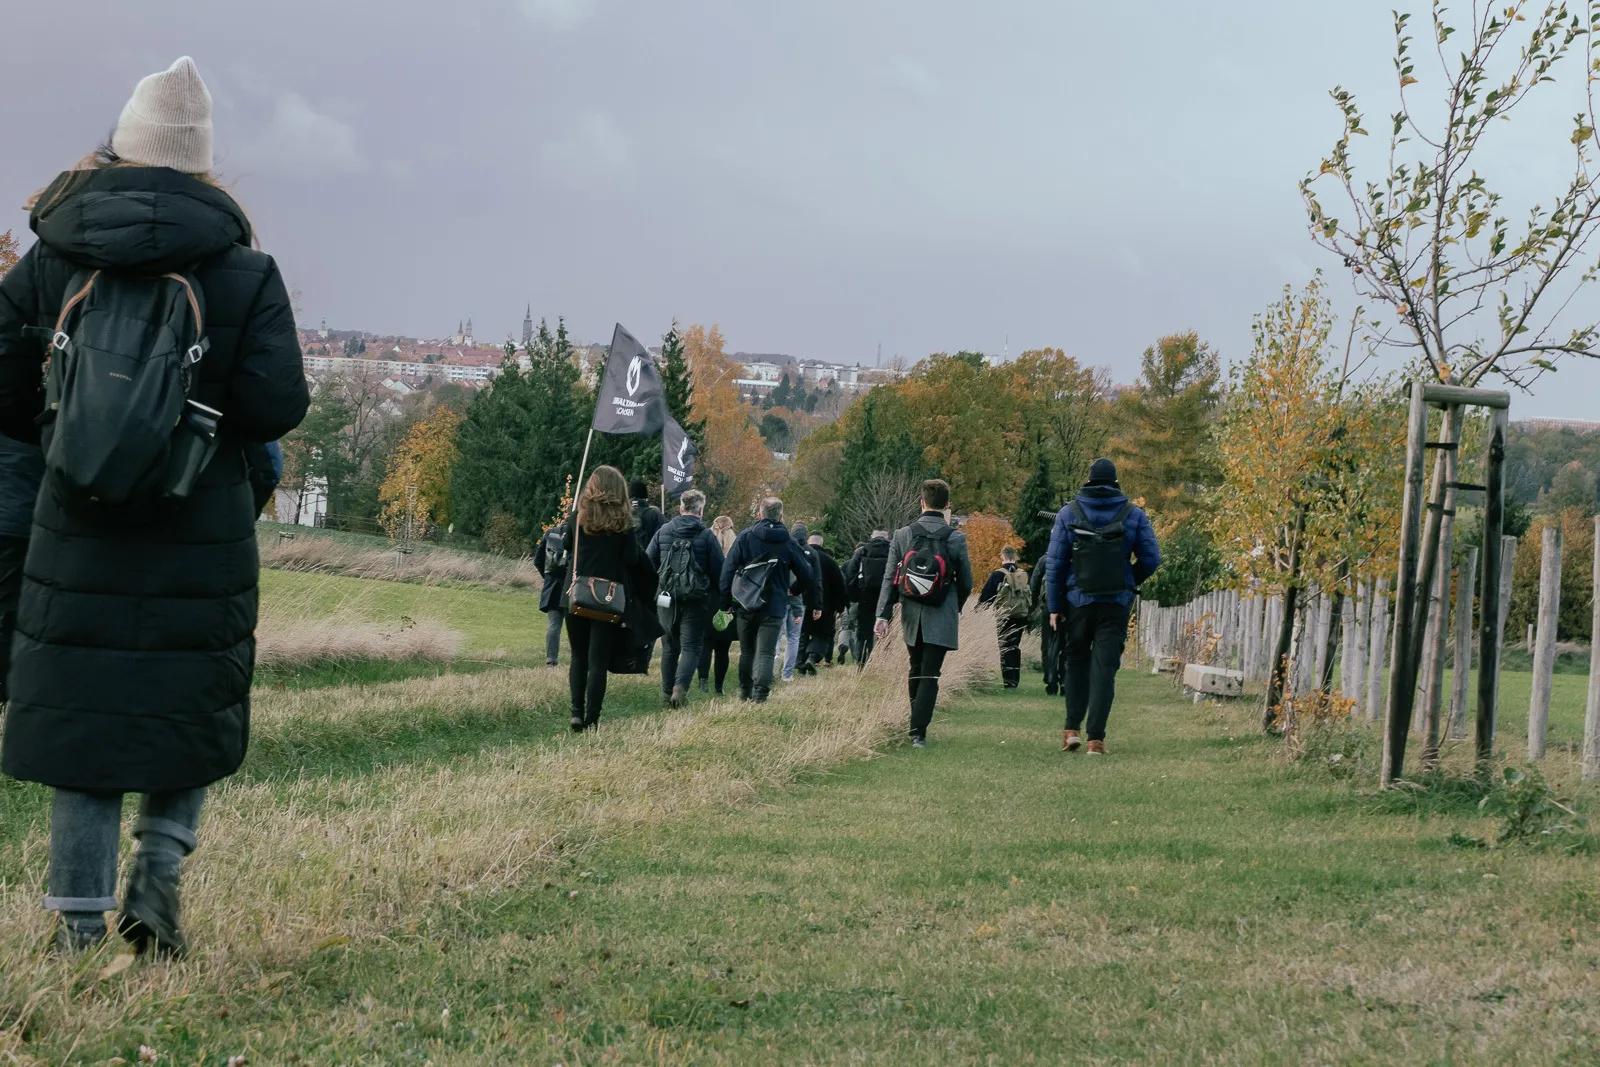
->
<box><xmin>1067</xmin><ymin>501</ymin><xmax>1134</xmax><ymax>597</ymax></box>
<box><xmin>39</xmin><ymin>268</ymin><xmax>217</xmax><ymax>508</ymax></box>
<box><xmin>895</xmin><ymin>524</ymin><xmax>954</xmax><ymax>605</ymax></box>
<box><xmin>658</xmin><ymin>534</ymin><xmax>710</xmax><ymax>603</ymax></box>
<box><xmin>855</xmin><ymin>542</ymin><xmax>889</xmax><ymax>604</ymax></box>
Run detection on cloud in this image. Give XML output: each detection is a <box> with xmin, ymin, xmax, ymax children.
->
<box><xmin>886</xmin><ymin>55</ymin><xmax>938</xmax><ymax>99</ymax></box>
<box><xmin>235</xmin><ymin>92</ymin><xmax>365</xmax><ymax>177</ymax></box>
<box><xmin>541</xmin><ymin>111</ymin><xmax>629</xmax><ymax>182</ymax></box>
<box><xmin>518</xmin><ymin>0</ymin><xmax>599</xmax><ymax>31</ymax></box>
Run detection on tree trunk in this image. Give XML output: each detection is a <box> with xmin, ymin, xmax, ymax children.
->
<box><xmin>1583</xmin><ymin>517</ymin><xmax>1600</xmax><ymax>781</ymax></box>
<box><xmin>1528</xmin><ymin>525</ymin><xmax>1563</xmax><ymax>761</ymax></box>
<box><xmin>1264</xmin><ymin>510</ymin><xmax>1308</xmax><ymax>729</ymax></box>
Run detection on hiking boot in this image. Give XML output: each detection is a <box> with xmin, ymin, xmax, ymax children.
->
<box><xmin>118</xmin><ymin>856</ymin><xmax>187</xmax><ymax>960</ymax></box>
<box><xmin>49</xmin><ymin>916</ymin><xmax>107</xmax><ymax>955</ymax></box>
<box><xmin>1086</xmin><ymin>740</ymin><xmax>1106</xmax><ymax>756</ymax></box>
<box><xmin>669</xmin><ymin>685</ymin><xmax>688</xmax><ymax>708</ymax></box>
<box><xmin>1045</xmin><ymin>684</ymin><xmax>1059</xmax><ymax>697</ymax></box>
<box><xmin>1062</xmin><ymin>730</ymin><xmax>1082</xmax><ymax>752</ymax></box>
<box><xmin>570</xmin><ymin>710</ymin><xmax>585</xmax><ymax>732</ymax></box>
<box><xmin>911</xmin><ymin>736</ymin><xmax>927</xmax><ymax>749</ymax></box>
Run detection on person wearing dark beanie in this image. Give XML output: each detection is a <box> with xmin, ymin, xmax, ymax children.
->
<box><xmin>1042</xmin><ymin>458</ymin><xmax>1161</xmax><ymax>755</ymax></box>
<box><xmin>628</xmin><ymin>478</ymin><xmax>665</xmax><ymax>553</ymax></box>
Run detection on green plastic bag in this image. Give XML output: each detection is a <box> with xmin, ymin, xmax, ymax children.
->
<box><xmin>712</xmin><ymin>609</ymin><xmax>733</xmax><ymax>632</ymax></box>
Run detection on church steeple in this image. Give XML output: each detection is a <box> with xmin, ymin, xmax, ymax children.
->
<box><xmin>521</xmin><ymin>303</ymin><xmax>534</xmax><ymax>348</ymax></box>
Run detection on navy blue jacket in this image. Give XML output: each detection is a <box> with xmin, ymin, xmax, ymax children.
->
<box><xmin>647</xmin><ymin>513</ymin><xmax>726</xmax><ymax>596</ymax></box>
<box><xmin>1044</xmin><ymin>485</ymin><xmax>1161</xmax><ymax>612</ymax></box>
<box><xmin>720</xmin><ymin>518</ymin><xmax>815</xmax><ymax>619</ymax></box>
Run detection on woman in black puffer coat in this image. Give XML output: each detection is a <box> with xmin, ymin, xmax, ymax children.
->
<box><xmin>0</xmin><ymin>58</ymin><xmax>308</xmax><ymax>955</ymax></box>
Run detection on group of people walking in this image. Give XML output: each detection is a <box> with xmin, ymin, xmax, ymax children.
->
<box><xmin>540</xmin><ymin>462</ymin><xmax>1161</xmax><ymax>760</ymax></box>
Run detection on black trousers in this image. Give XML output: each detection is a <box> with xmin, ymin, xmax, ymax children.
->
<box><xmin>736</xmin><ymin>612</ymin><xmax>782</xmax><ymax>700</ymax></box>
<box><xmin>565</xmin><ymin>614</ymin><xmax>620</xmax><ymax>724</ymax></box>
<box><xmin>907</xmin><ymin>638</ymin><xmax>950</xmax><ymax>740</ymax></box>
<box><xmin>699</xmin><ymin>618</ymin><xmax>736</xmax><ymax>692</ymax></box>
<box><xmin>659</xmin><ymin>602</ymin><xmax>708</xmax><ymax>696</ymax></box>
<box><xmin>1040</xmin><ymin>619</ymin><xmax>1064</xmax><ymax>691</ymax></box>
<box><xmin>855</xmin><ymin>614</ymin><xmax>878</xmax><ymax>668</ymax></box>
<box><xmin>997</xmin><ymin>617</ymin><xmax>1024</xmax><ymax>688</ymax></box>
<box><xmin>0</xmin><ymin>535</ymin><xmax>24</xmax><ymax>704</ymax></box>
<box><xmin>1063</xmin><ymin>602</ymin><xmax>1130</xmax><ymax>741</ymax></box>
<box><xmin>801</xmin><ymin>617</ymin><xmax>836</xmax><ymax>668</ymax></box>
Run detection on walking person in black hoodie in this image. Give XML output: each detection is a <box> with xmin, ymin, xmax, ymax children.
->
<box><xmin>647</xmin><ymin>489</ymin><xmax>724</xmax><ymax>707</ymax></box>
<box><xmin>562</xmin><ymin>465</ymin><xmax>660</xmax><ymax>732</ymax></box>
<box><xmin>0</xmin><ymin>58</ymin><xmax>309</xmax><ymax>955</ymax></box>
<box><xmin>720</xmin><ymin>498</ymin><xmax>814</xmax><ymax>702</ymax></box>
<box><xmin>798</xmin><ymin>532</ymin><xmax>847</xmax><ymax>675</ymax></box>
<box><xmin>845</xmin><ymin>529</ymin><xmax>892</xmax><ymax>667</ymax></box>
<box><xmin>629</xmin><ymin>478</ymin><xmax>665</xmax><ymax>552</ymax></box>
<box><xmin>533</xmin><ymin>521</ymin><xmax>568</xmax><ymax>666</ymax></box>
<box><xmin>697</xmin><ymin>515</ymin><xmax>739</xmax><ymax>694</ymax></box>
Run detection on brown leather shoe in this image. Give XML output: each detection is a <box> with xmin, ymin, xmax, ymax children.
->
<box><xmin>1062</xmin><ymin>729</ymin><xmax>1081</xmax><ymax>752</ymax></box>
<box><xmin>1086</xmin><ymin>740</ymin><xmax>1106</xmax><ymax>755</ymax></box>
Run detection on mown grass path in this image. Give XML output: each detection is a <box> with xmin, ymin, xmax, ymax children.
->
<box><xmin>482</xmin><ymin>672</ymin><xmax>1600</xmax><ymax>1064</ymax></box>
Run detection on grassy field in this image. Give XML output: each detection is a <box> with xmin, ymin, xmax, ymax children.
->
<box><xmin>2</xmin><ymin>578</ymin><xmax>1598</xmax><ymax>1063</ymax></box>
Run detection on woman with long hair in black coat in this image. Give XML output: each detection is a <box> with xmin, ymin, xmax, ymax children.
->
<box><xmin>0</xmin><ymin>58</ymin><xmax>309</xmax><ymax>955</ymax></box>
<box><xmin>561</xmin><ymin>465</ymin><xmax>658</xmax><ymax>731</ymax></box>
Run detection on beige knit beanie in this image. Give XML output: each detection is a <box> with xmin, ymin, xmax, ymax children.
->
<box><xmin>112</xmin><ymin>56</ymin><xmax>214</xmax><ymax>174</ymax></box>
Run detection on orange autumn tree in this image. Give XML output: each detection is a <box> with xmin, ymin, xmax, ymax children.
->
<box><xmin>379</xmin><ymin>405</ymin><xmax>462</xmax><ymax>539</ymax></box>
<box><xmin>682</xmin><ymin>324</ymin><xmax>774</xmax><ymax>519</ymax></box>
<box><xmin>962</xmin><ymin>513</ymin><xmax>1024</xmax><ymax>578</ymax></box>
<box><xmin>0</xmin><ymin>230</ymin><xmax>19</xmax><ymax>277</ymax></box>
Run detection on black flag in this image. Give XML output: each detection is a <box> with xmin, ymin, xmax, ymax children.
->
<box><xmin>592</xmin><ymin>323</ymin><xmax>665</xmax><ymax>435</ymax></box>
<box><xmin>663</xmin><ymin>415</ymin><xmax>698</xmax><ymax>497</ymax></box>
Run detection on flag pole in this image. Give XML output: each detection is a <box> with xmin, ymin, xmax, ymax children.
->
<box><xmin>572</xmin><ymin>427</ymin><xmax>595</xmax><ymax>510</ymax></box>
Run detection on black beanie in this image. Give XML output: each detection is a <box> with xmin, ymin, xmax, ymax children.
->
<box><xmin>1087</xmin><ymin>458</ymin><xmax>1119</xmax><ymax>486</ymax></box>
<box><xmin>629</xmin><ymin>478</ymin><xmax>648</xmax><ymax>499</ymax></box>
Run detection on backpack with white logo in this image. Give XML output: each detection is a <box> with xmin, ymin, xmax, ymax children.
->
<box><xmin>658</xmin><ymin>534</ymin><xmax>710</xmax><ymax>603</ymax></box>
<box><xmin>895</xmin><ymin>523</ymin><xmax>954</xmax><ymax>605</ymax></box>
<box><xmin>39</xmin><ymin>268</ymin><xmax>217</xmax><ymax>508</ymax></box>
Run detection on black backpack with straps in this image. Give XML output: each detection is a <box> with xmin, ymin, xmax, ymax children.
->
<box><xmin>36</xmin><ymin>267</ymin><xmax>218</xmax><ymax>509</ymax></box>
<box><xmin>1067</xmin><ymin>501</ymin><xmax>1134</xmax><ymax>597</ymax></box>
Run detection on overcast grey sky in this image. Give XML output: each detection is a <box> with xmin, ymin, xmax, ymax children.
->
<box><xmin>5</xmin><ymin>1</ymin><xmax>1599</xmax><ymax>416</ymax></box>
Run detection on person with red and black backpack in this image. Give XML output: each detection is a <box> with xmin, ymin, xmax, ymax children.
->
<box><xmin>1045</xmin><ymin>458</ymin><xmax>1162</xmax><ymax>756</ymax></box>
<box><xmin>874</xmin><ymin>479</ymin><xmax>974</xmax><ymax>747</ymax></box>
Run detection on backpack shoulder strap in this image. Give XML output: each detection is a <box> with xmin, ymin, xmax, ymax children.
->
<box><xmin>1066</xmin><ymin>502</ymin><xmax>1087</xmax><ymax>527</ymax></box>
<box><xmin>1108</xmin><ymin>502</ymin><xmax>1134</xmax><ymax>527</ymax></box>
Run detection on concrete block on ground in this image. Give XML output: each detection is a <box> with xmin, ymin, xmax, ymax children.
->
<box><xmin>1182</xmin><ymin>664</ymin><xmax>1244</xmax><ymax>697</ymax></box>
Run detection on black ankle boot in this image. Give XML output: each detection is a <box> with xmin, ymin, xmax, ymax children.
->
<box><xmin>118</xmin><ymin>854</ymin><xmax>186</xmax><ymax>959</ymax></box>
<box><xmin>570</xmin><ymin>709</ymin><xmax>585</xmax><ymax>732</ymax></box>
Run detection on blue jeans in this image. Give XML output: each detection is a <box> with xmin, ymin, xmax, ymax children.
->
<box><xmin>780</xmin><ymin>607</ymin><xmax>804</xmax><ymax>681</ymax></box>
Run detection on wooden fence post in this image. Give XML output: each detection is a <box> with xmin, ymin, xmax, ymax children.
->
<box><xmin>1528</xmin><ymin>525</ymin><xmax>1563</xmax><ymax>761</ymax></box>
<box><xmin>1447</xmin><ymin>547</ymin><xmax>1478</xmax><ymax>740</ymax></box>
<box><xmin>1583</xmin><ymin>516</ymin><xmax>1600</xmax><ymax>781</ymax></box>
<box><xmin>1367</xmin><ymin>580</ymin><xmax>1389</xmax><ymax>723</ymax></box>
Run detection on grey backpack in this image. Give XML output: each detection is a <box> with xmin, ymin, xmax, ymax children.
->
<box><xmin>40</xmin><ymin>269</ymin><xmax>218</xmax><ymax>508</ymax></box>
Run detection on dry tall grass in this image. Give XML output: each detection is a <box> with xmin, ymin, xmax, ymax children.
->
<box><xmin>0</xmin><ymin>615</ymin><xmax>998</xmax><ymax>1060</ymax></box>
<box><xmin>260</xmin><ymin>533</ymin><xmax>542</xmax><ymax>592</ymax></box>
<box><xmin>255</xmin><ymin>578</ymin><xmax>466</xmax><ymax>668</ymax></box>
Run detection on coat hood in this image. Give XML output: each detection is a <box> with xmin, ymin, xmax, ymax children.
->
<box><xmin>752</xmin><ymin>518</ymin><xmax>791</xmax><ymax>546</ymax></box>
<box><xmin>1073</xmin><ymin>484</ymin><xmax>1131</xmax><ymax>523</ymax></box>
<box><xmin>30</xmin><ymin>166</ymin><xmax>251</xmax><ymax>273</ymax></box>
<box><xmin>663</xmin><ymin>513</ymin><xmax>705</xmax><ymax>538</ymax></box>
